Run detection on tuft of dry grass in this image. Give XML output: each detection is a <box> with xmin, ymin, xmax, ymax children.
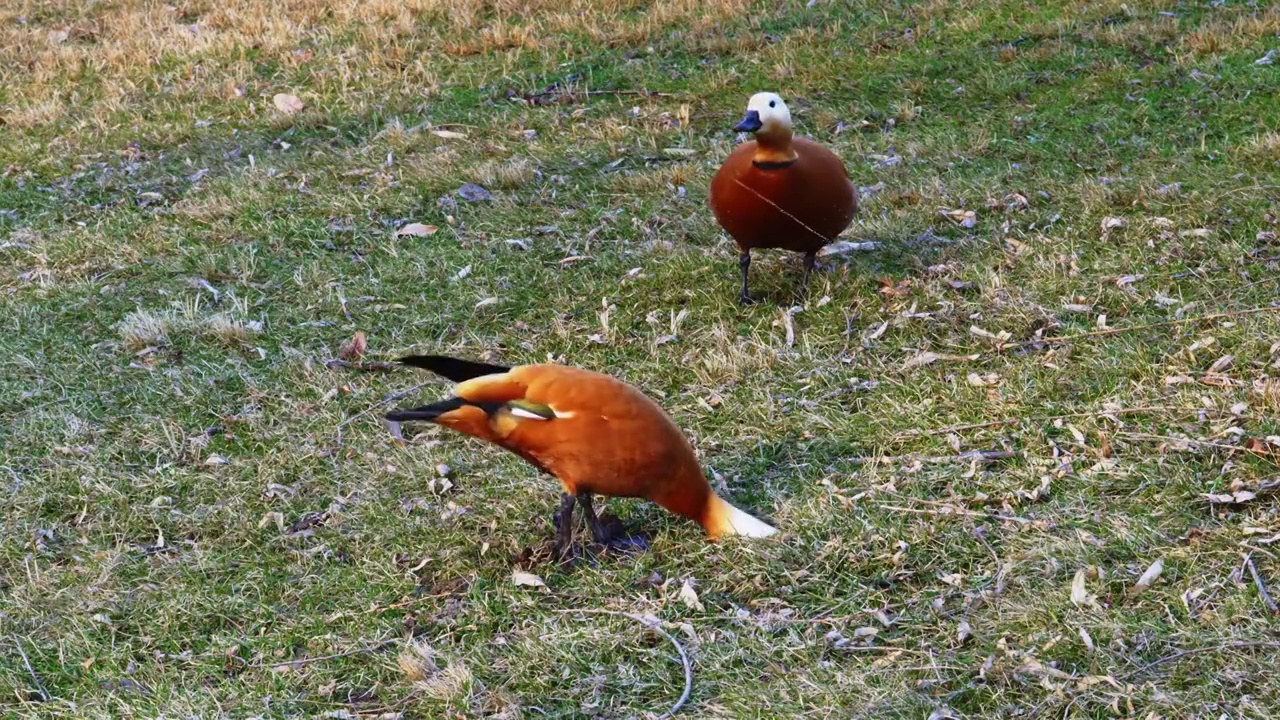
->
<box><xmin>470</xmin><ymin>158</ymin><xmax>536</xmax><ymax>189</ymax></box>
<box><xmin>398</xmin><ymin>642</ymin><xmax>477</xmax><ymax>703</ymax></box>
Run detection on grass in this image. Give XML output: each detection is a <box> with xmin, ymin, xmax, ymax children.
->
<box><xmin>2</xmin><ymin>0</ymin><xmax>1280</xmax><ymax>716</ymax></box>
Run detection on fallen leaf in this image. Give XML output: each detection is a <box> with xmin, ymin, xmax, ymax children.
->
<box><xmin>205</xmin><ymin>455</ymin><xmax>230</xmax><ymax>466</ymax></box>
<box><xmin>1207</xmin><ymin>355</ymin><xmax>1235</xmax><ymax>373</ymax></box>
<box><xmin>474</xmin><ymin>297</ymin><xmax>499</xmax><ymax>308</ymax></box>
<box><xmin>903</xmin><ymin>351</ymin><xmax>940</xmax><ymax>370</ymax></box>
<box><xmin>396</xmin><ymin>222</ymin><xmax>438</xmax><ymax>237</ymax></box>
<box><xmin>1079</xmin><ymin>627</ymin><xmax>1094</xmax><ymax>652</ymax></box>
<box><xmin>430</xmin><ymin>129</ymin><xmax>468</xmax><ymax>139</ymax></box>
<box><xmin>941</xmin><ymin>209</ymin><xmax>978</xmax><ymax>228</ymax></box>
<box><xmin>1203</xmin><ymin>490</ymin><xmax>1257</xmax><ymax>504</ymax></box>
<box><xmin>456</xmin><ymin>183</ymin><xmax>493</xmax><ymax>202</ymax></box>
<box><xmin>273</xmin><ymin>93</ymin><xmax>305</xmax><ymax>115</ymax></box>
<box><xmin>511</xmin><ymin>570</ymin><xmax>547</xmax><ymax>589</ymax></box>
<box><xmin>877</xmin><ymin>276</ymin><xmax>912</xmax><ymax>299</ymax></box>
<box><xmin>679</xmin><ymin>580</ymin><xmax>705</xmax><ymax>612</ymax></box>
<box><xmin>957</xmin><ymin>620</ymin><xmax>972</xmax><ymax>643</ymax></box>
<box><xmin>1071</xmin><ymin>568</ymin><xmax>1097</xmax><ymax>608</ymax></box>
<box><xmin>1101</xmin><ymin>216</ymin><xmax>1127</xmax><ymax>234</ymax></box>
<box><xmin>1130</xmin><ymin>558</ymin><xmax>1164</xmax><ymax>595</ymax></box>
<box><xmin>337</xmin><ymin>331</ymin><xmax>367</xmax><ymax>362</ymax></box>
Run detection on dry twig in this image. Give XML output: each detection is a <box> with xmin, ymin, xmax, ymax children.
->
<box><xmin>322</xmin><ymin>358</ymin><xmax>398</xmax><ymax>371</ymax></box>
<box><xmin>249</xmin><ymin>637</ymin><xmax>399</xmax><ymax>669</ymax></box>
<box><xmin>13</xmin><ymin>636</ymin><xmax>49</xmax><ymax>702</ymax></box>
<box><xmin>1014</xmin><ymin>305</ymin><xmax>1280</xmax><ymax>348</ymax></box>
<box><xmin>1123</xmin><ymin>641</ymin><xmax>1280</xmax><ymax>680</ymax></box>
<box><xmin>898</xmin><ymin>405</ymin><xmax>1234</xmax><ymax>438</ymax></box>
<box><xmin>554</xmin><ymin>609</ymin><xmax>692</xmax><ymax>719</ymax></box>
<box><xmin>876</xmin><ymin>504</ymin><xmax>1031</xmax><ymax>525</ymax></box>
<box><xmin>1244</xmin><ymin>554</ymin><xmax>1279</xmax><ymax>615</ymax></box>
<box><xmin>849</xmin><ymin>450</ymin><xmax>1015</xmax><ymax>465</ymax></box>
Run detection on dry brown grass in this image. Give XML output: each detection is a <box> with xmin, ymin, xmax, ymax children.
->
<box><xmin>1240</xmin><ymin>132</ymin><xmax>1280</xmax><ymax>163</ymax></box>
<box><xmin>1182</xmin><ymin>4</ymin><xmax>1280</xmax><ymax>56</ymax></box>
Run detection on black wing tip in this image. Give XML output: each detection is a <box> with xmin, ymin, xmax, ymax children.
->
<box><xmin>396</xmin><ymin>354</ymin><xmax>511</xmax><ymax>382</ymax></box>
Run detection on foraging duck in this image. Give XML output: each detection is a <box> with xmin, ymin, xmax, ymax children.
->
<box><xmin>385</xmin><ymin>355</ymin><xmax>778</xmax><ymax>558</ymax></box>
<box><xmin>709</xmin><ymin>92</ymin><xmax>858</xmax><ymax>304</ymax></box>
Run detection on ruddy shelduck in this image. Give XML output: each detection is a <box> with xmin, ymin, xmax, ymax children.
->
<box><xmin>710</xmin><ymin>91</ymin><xmax>858</xmax><ymax>304</ymax></box>
<box><xmin>385</xmin><ymin>355</ymin><xmax>777</xmax><ymax>557</ymax></box>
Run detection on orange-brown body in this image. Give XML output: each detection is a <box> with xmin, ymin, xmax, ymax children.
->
<box><xmin>386</xmin><ymin>356</ymin><xmax>777</xmax><ymax>540</ymax></box>
<box><xmin>710</xmin><ymin>136</ymin><xmax>858</xmax><ymax>255</ymax></box>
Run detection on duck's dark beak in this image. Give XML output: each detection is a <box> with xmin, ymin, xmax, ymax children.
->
<box><xmin>733</xmin><ymin>110</ymin><xmax>763</xmax><ymax>133</ymax></box>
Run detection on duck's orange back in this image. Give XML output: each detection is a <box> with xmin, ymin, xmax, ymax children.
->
<box><xmin>495</xmin><ymin>365</ymin><xmax>708</xmax><ymax>504</ymax></box>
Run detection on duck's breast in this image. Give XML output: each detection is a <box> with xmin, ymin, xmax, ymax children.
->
<box><xmin>711</xmin><ymin>139</ymin><xmax>856</xmax><ymax>252</ymax></box>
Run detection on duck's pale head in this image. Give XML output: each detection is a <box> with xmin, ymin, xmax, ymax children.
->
<box><xmin>734</xmin><ymin>92</ymin><xmax>792</xmax><ymax>135</ymax></box>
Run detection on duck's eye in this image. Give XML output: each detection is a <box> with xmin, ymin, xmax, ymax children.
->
<box><xmin>769</xmin><ymin>100</ymin><xmax>776</xmax><ymax>108</ymax></box>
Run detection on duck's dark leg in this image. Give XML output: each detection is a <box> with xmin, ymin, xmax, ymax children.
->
<box><xmin>552</xmin><ymin>493</ymin><xmax>576</xmax><ymax>560</ymax></box>
<box><xmin>576</xmin><ymin>492</ymin><xmax>613</xmax><ymax>544</ymax></box>
<box><xmin>738</xmin><ymin>251</ymin><xmax>755</xmax><ymax>305</ymax></box>
<box><xmin>798</xmin><ymin>251</ymin><xmax>817</xmax><ymax>299</ymax></box>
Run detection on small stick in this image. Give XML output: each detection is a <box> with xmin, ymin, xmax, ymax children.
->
<box><xmin>876</xmin><ymin>504</ymin><xmax>1031</xmax><ymax>525</ymax></box>
<box><xmin>334</xmin><ymin>381</ymin><xmax>432</xmax><ymax>434</ymax></box>
<box><xmin>848</xmin><ymin>450</ymin><xmax>1015</xmax><ymax>466</ymax></box>
<box><xmin>13</xmin><ymin>636</ymin><xmax>49</xmax><ymax>702</ymax></box>
<box><xmin>1123</xmin><ymin>641</ymin><xmax>1280</xmax><ymax>680</ymax></box>
<box><xmin>1244</xmin><ymin>554</ymin><xmax>1279</xmax><ymax>614</ymax></box>
<box><xmin>897</xmin><ymin>405</ymin><xmax>1233</xmax><ymax>438</ymax></box>
<box><xmin>1012</xmin><ymin>305</ymin><xmax>1280</xmax><ymax>348</ymax></box>
<box><xmin>553</xmin><ymin>609</ymin><xmax>692</xmax><ymax>718</ymax></box>
<box><xmin>322</xmin><ymin>359</ymin><xmax>398</xmax><ymax>372</ymax></box>
<box><xmin>249</xmin><ymin>637</ymin><xmax>399</xmax><ymax>669</ymax></box>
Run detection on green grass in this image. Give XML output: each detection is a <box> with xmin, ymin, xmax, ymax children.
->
<box><xmin>3</xmin><ymin>0</ymin><xmax>1280</xmax><ymax>717</ymax></box>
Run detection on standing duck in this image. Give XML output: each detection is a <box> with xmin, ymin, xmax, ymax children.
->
<box><xmin>385</xmin><ymin>355</ymin><xmax>778</xmax><ymax>559</ymax></box>
<box><xmin>710</xmin><ymin>92</ymin><xmax>858</xmax><ymax>304</ymax></box>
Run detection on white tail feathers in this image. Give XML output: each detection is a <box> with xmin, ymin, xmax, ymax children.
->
<box><xmin>705</xmin><ymin>494</ymin><xmax>778</xmax><ymax>539</ymax></box>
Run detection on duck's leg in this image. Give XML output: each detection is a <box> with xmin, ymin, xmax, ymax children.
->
<box><xmin>577</xmin><ymin>492</ymin><xmax>648</xmax><ymax>553</ymax></box>
<box><xmin>552</xmin><ymin>493</ymin><xmax>577</xmax><ymax>561</ymax></box>
<box><xmin>738</xmin><ymin>251</ymin><xmax>755</xmax><ymax>305</ymax></box>
<box><xmin>576</xmin><ymin>492</ymin><xmax>612</xmax><ymax>544</ymax></box>
<box><xmin>797</xmin><ymin>251</ymin><xmax>817</xmax><ymax>299</ymax></box>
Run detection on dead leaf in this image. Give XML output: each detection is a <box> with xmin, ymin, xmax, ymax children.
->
<box><xmin>396</xmin><ymin>222</ymin><xmax>438</xmax><ymax>237</ymax></box>
<box><xmin>1071</xmin><ymin>568</ymin><xmax>1097</xmax><ymax>608</ymax></box>
<box><xmin>456</xmin><ymin>183</ymin><xmax>493</xmax><ymax>202</ymax></box>
<box><xmin>430</xmin><ymin>129</ymin><xmax>468</xmax><ymax>139</ymax></box>
<box><xmin>877</xmin><ymin>277</ymin><xmax>912</xmax><ymax>299</ymax></box>
<box><xmin>1203</xmin><ymin>490</ymin><xmax>1257</xmax><ymax>504</ymax></box>
<box><xmin>957</xmin><ymin>620</ymin><xmax>972</xmax><ymax>643</ymax></box>
<box><xmin>903</xmin><ymin>351</ymin><xmax>939</xmax><ymax>370</ymax></box>
<box><xmin>1078</xmin><ymin>627</ymin><xmax>1094</xmax><ymax>652</ymax></box>
<box><xmin>1130</xmin><ymin>558</ymin><xmax>1164</xmax><ymax>595</ymax></box>
<box><xmin>511</xmin><ymin>570</ymin><xmax>547</xmax><ymax>590</ymax></box>
<box><xmin>337</xmin><ymin>331</ymin><xmax>367</xmax><ymax>362</ymax></box>
<box><xmin>474</xmin><ymin>297</ymin><xmax>499</xmax><ymax>308</ymax></box>
<box><xmin>1101</xmin><ymin>216</ymin><xmax>1127</xmax><ymax>232</ymax></box>
<box><xmin>679</xmin><ymin>580</ymin><xmax>705</xmax><ymax>612</ymax></box>
<box><xmin>941</xmin><ymin>209</ymin><xmax>978</xmax><ymax>228</ymax></box>
<box><xmin>1207</xmin><ymin>355</ymin><xmax>1235</xmax><ymax>373</ymax></box>
<box><xmin>273</xmin><ymin>93</ymin><xmax>305</xmax><ymax>115</ymax></box>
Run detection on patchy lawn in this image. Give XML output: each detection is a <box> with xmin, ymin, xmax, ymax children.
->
<box><xmin>3</xmin><ymin>0</ymin><xmax>1280</xmax><ymax>717</ymax></box>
